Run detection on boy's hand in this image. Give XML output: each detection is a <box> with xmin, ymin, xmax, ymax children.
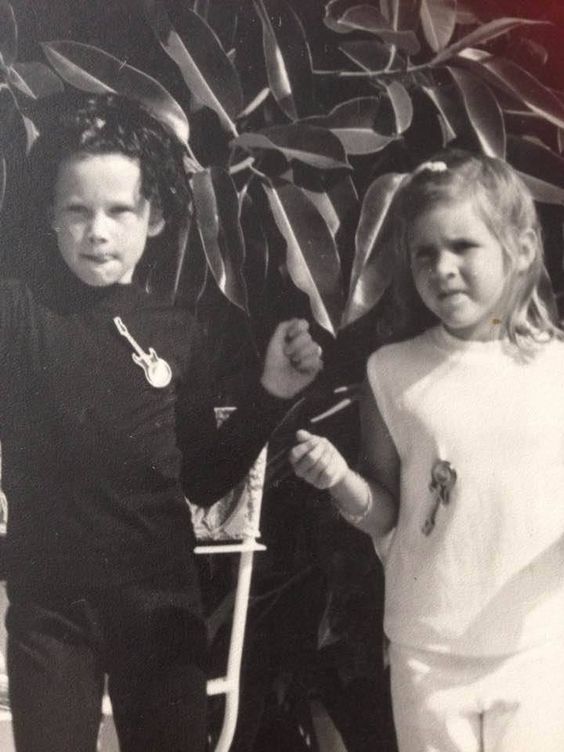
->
<box><xmin>261</xmin><ymin>319</ymin><xmax>322</xmax><ymax>399</ymax></box>
<box><xmin>290</xmin><ymin>429</ymin><xmax>348</xmax><ymax>489</ymax></box>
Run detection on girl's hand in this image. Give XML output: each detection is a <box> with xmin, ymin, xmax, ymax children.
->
<box><xmin>261</xmin><ymin>319</ymin><xmax>323</xmax><ymax>399</ymax></box>
<box><xmin>290</xmin><ymin>429</ymin><xmax>349</xmax><ymax>490</ymax></box>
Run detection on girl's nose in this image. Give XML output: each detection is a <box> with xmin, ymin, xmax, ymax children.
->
<box><xmin>433</xmin><ymin>250</ymin><xmax>457</xmax><ymax>279</ymax></box>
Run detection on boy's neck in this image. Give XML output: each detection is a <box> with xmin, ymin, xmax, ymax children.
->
<box><xmin>33</xmin><ymin>245</ymin><xmax>139</xmax><ymax>313</ymax></box>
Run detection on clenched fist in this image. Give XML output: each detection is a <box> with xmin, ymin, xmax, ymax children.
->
<box><xmin>261</xmin><ymin>319</ymin><xmax>323</xmax><ymax>399</ymax></box>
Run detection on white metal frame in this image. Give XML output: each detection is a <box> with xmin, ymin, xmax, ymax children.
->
<box><xmin>195</xmin><ymin>538</ymin><xmax>265</xmax><ymax>752</ymax></box>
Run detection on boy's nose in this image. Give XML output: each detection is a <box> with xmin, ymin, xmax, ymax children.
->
<box><xmin>88</xmin><ymin>212</ymin><xmax>110</xmax><ymax>242</ymax></box>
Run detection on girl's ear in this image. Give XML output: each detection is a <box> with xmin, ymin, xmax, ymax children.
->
<box><xmin>515</xmin><ymin>228</ymin><xmax>537</xmax><ymax>273</ymax></box>
<box><xmin>147</xmin><ymin>203</ymin><xmax>165</xmax><ymax>237</ymax></box>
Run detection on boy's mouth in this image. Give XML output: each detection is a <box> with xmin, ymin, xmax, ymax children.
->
<box><xmin>82</xmin><ymin>253</ymin><xmax>116</xmax><ymax>264</ymax></box>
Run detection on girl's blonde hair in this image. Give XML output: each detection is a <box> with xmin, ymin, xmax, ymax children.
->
<box><xmin>379</xmin><ymin>149</ymin><xmax>561</xmax><ymax>349</ymax></box>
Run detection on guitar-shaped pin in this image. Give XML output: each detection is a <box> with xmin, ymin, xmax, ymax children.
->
<box><xmin>113</xmin><ymin>316</ymin><xmax>172</xmax><ymax>389</ymax></box>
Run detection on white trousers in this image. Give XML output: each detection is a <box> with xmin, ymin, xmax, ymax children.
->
<box><xmin>389</xmin><ymin>638</ymin><xmax>564</xmax><ymax>752</ymax></box>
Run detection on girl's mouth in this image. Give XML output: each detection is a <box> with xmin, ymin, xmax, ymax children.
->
<box><xmin>438</xmin><ymin>289</ymin><xmax>465</xmax><ymax>300</ymax></box>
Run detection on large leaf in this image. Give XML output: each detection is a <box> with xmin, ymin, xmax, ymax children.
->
<box><xmin>0</xmin><ymin>2</ymin><xmax>17</xmax><ymax>68</ymax></box>
<box><xmin>324</xmin><ymin>0</ymin><xmax>374</xmax><ymax>35</ymax></box>
<box><xmin>343</xmin><ymin>172</ymin><xmax>404</xmax><ymax>326</ymax></box>
<box><xmin>170</xmin><ymin>212</ymin><xmax>191</xmax><ymax>302</ymax></box>
<box><xmin>507</xmin><ymin>136</ymin><xmax>564</xmax><ymax>206</ymax></box>
<box><xmin>240</xmin><ymin>189</ymin><xmax>269</xmax><ymax>302</ymax></box>
<box><xmin>192</xmin><ymin>167</ymin><xmax>249</xmax><ymax>313</ymax></box>
<box><xmin>518</xmin><ymin>172</ymin><xmax>564</xmax><ymax>207</ymax></box>
<box><xmin>21</xmin><ymin>114</ymin><xmax>39</xmax><ymax>152</ymax></box>
<box><xmin>338</xmin><ymin>6</ymin><xmax>421</xmax><ymax>55</ymax></box>
<box><xmin>0</xmin><ymin>155</ymin><xmax>6</xmax><ymax>214</ymax></box>
<box><xmin>422</xmin><ymin>84</ymin><xmax>458</xmax><ymax>144</ymax></box>
<box><xmin>448</xmin><ymin>67</ymin><xmax>505</xmax><ymax>158</ymax></box>
<box><xmin>310</xmin><ymin>699</ymin><xmax>348</xmax><ymax>752</ymax></box>
<box><xmin>385</xmin><ymin>80</ymin><xmax>413</xmax><ymax>134</ymax></box>
<box><xmin>233</xmin><ymin>125</ymin><xmax>350</xmax><ymax>170</ymax></box>
<box><xmin>0</xmin><ymin>82</ymin><xmax>18</xmax><ymax>151</ymax></box>
<box><xmin>253</xmin><ymin>0</ymin><xmax>313</xmax><ymax>121</ymax></box>
<box><xmin>420</xmin><ymin>0</ymin><xmax>456</xmax><ymax>53</ymax></box>
<box><xmin>339</xmin><ymin>40</ymin><xmax>395</xmax><ymax>72</ymax></box>
<box><xmin>6</xmin><ymin>66</ymin><xmax>35</xmax><ymax>98</ymax></box>
<box><xmin>11</xmin><ymin>62</ymin><xmax>64</xmax><ymax>98</ymax></box>
<box><xmin>457</xmin><ymin>50</ymin><xmax>564</xmax><ymax>130</ymax></box>
<box><xmin>297</xmin><ymin>174</ymin><xmax>359</xmax><ymax>238</ymax></box>
<box><xmin>381</xmin><ymin>0</ymin><xmax>421</xmax><ymax>29</ymax></box>
<box><xmin>304</xmin><ymin>97</ymin><xmax>396</xmax><ymax>155</ymax></box>
<box><xmin>42</xmin><ymin>41</ymin><xmax>189</xmax><ymax>144</ymax></box>
<box><xmin>262</xmin><ymin>179</ymin><xmax>344</xmax><ymax>336</ymax></box>
<box><xmin>432</xmin><ymin>17</ymin><xmax>547</xmax><ymax>65</ymax></box>
<box><xmin>456</xmin><ymin>1</ymin><xmax>479</xmax><ymax>26</ymax></box>
<box><xmin>142</xmin><ymin>0</ymin><xmax>241</xmax><ymax>135</ymax></box>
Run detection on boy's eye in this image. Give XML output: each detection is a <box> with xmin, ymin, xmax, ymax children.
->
<box><xmin>110</xmin><ymin>206</ymin><xmax>135</xmax><ymax>216</ymax></box>
<box><xmin>65</xmin><ymin>204</ymin><xmax>87</xmax><ymax>215</ymax></box>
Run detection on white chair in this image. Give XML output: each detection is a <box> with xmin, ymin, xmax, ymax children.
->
<box><xmin>190</xmin><ymin>407</ymin><xmax>267</xmax><ymax>752</ymax></box>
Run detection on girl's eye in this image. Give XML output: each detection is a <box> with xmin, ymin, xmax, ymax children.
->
<box><xmin>412</xmin><ymin>247</ymin><xmax>434</xmax><ymax>263</ymax></box>
<box><xmin>110</xmin><ymin>205</ymin><xmax>134</xmax><ymax>216</ymax></box>
<box><xmin>453</xmin><ymin>240</ymin><xmax>475</xmax><ymax>253</ymax></box>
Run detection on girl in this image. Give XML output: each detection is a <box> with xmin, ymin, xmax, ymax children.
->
<box><xmin>290</xmin><ymin>150</ymin><xmax>564</xmax><ymax>752</ymax></box>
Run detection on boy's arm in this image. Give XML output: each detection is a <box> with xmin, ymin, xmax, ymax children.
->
<box><xmin>178</xmin><ymin>318</ymin><xmax>322</xmax><ymax>508</ymax></box>
<box><xmin>290</xmin><ymin>380</ymin><xmax>399</xmax><ymax>538</ymax></box>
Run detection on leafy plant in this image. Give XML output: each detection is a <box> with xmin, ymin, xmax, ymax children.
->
<box><xmin>3</xmin><ymin>0</ymin><xmax>564</xmax><ymax>345</ymax></box>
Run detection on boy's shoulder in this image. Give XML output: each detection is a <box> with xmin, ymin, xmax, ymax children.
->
<box><xmin>0</xmin><ymin>277</ymin><xmax>34</xmax><ymax>308</ymax></box>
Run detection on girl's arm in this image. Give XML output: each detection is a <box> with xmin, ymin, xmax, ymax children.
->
<box><xmin>290</xmin><ymin>380</ymin><xmax>399</xmax><ymax>538</ymax></box>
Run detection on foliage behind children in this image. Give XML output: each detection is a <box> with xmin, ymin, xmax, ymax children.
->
<box><xmin>0</xmin><ymin>92</ymin><xmax>322</xmax><ymax>752</ymax></box>
<box><xmin>291</xmin><ymin>150</ymin><xmax>564</xmax><ymax>752</ymax></box>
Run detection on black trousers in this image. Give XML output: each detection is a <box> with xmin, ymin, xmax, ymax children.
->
<box><xmin>5</xmin><ymin>566</ymin><xmax>208</xmax><ymax>752</ymax></box>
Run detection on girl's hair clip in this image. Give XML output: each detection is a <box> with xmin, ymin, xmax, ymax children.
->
<box><xmin>415</xmin><ymin>160</ymin><xmax>448</xmax><ymax>175</ymax></box>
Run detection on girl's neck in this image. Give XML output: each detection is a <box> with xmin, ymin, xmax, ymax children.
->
<box><xmin>431</xmin><ymin>325</ymin><xmax>509</xmax><ymax>353</ymax></box>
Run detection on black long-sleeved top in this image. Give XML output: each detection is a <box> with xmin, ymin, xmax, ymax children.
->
<box><xmin>0</xmin><ymin>266</ymin><xmax>288</xmax><ymax>589</ymax></box>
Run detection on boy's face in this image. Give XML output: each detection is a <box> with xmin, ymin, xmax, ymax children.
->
<box><xmin>52</xmin><ymin>152</ymin><xmax>164</xmax><ymax>287</ymax></box>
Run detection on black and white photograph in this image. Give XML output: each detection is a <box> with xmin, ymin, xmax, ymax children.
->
<box><xmin>0</xmin><ymin>1</ymin><xmax>564</xmax><ymax>750</ymax></box>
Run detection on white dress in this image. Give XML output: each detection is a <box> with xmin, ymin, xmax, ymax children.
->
<box><xmin>367</xmin><ymin>326</ymin><xmax>564</xmax><ymax>656</ymax></box>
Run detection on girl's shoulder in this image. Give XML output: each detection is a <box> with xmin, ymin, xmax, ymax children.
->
<box><xmin>535</xmin><ymin>334</ymin><xmax>564</xmax><ymax>365</ymax></box>
<box><xmin>367</xmin><ymin>329</ymin><xmax>434</xmax><ymax>373</ymax></box>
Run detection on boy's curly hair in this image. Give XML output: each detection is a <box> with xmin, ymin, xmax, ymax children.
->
<box><xmin>29</xmin><ymin>91</ymin><xmax>190</xmax><ymax>229</ymax></box>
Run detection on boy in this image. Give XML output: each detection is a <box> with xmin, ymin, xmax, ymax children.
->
<box><xmin>0</xmin><ymin>92</ymin><xmax>322</xmax><ymax>752</ymax></box>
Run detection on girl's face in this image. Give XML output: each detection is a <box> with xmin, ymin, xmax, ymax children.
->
<box><xmin>409</xmin><ymin>198</ymin><xmax>512</xmax><ymax>341</ymax></box>
<box><xmin>52</xmin><ymin>152</ymin><xmax>164</xmax><ymax>287</ymax></box>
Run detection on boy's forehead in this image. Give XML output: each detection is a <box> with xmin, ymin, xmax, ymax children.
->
<box><xmin>55</xmin><ymin>152</ymin><xmax>145</xmax><ymax>198</ymax></box>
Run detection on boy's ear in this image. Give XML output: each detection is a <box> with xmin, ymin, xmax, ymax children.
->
<box><xmin>515</xmin><ymin>228</ymin><xmax>537</xmax><ymax>273</ymax></box>
<box><xmin>47</xmin><ymin>206</ymin><xmax>58</xmax><ymax>233</ymax></box>
<box><xmin>147</xmin><ymin>204</ymin><xmax>165</xmax><ymax>237</ymax></box>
